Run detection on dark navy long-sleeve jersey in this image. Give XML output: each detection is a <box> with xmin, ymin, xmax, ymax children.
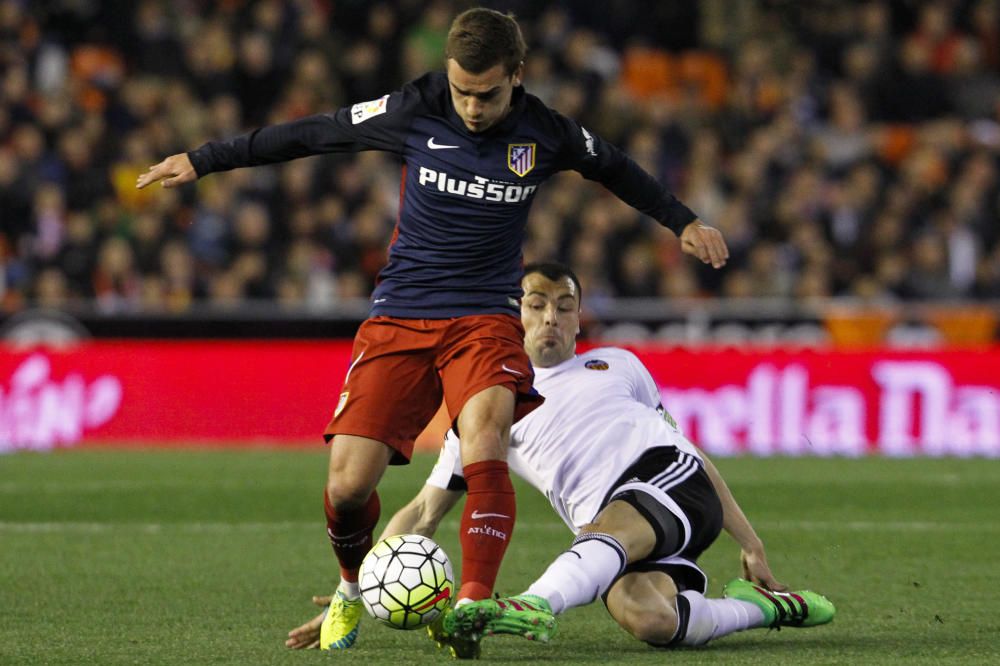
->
<box><xmin>188</xmin><ymin>72</ymin><xmax>697</xmax><ymax>318</ymax></box>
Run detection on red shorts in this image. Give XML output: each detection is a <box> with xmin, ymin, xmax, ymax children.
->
<box><xmin>325</xmin><ymin>314</ymin><xmax>543</xmax><ymax>463</ymax></box>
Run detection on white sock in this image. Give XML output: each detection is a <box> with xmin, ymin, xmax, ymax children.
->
<box><xmin>524</xmin><ymin>532</ymin><xmax>627</xmax><ymax>614</ymax></box>
<box><xmin>673</xmin><ymin>590</ymin><xmax>765</xmax><ymax>646</ymax></box>
<box><xmin>338</xmin><ymin>579</ymin><xmax>360</xmax><ymax>600</ymax></box>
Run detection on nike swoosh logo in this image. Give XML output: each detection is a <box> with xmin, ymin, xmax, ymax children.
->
<box><xmin>501</xmin><ymin>364</ymin><xmax>524</xmax><ymax>376</ymax></box>
<box><xmin>427</xmin><ymin>137</ymin><xmax>459</xmax><ymax>150</ymax></box>
<box><xmin>344</xmin><ymin>350</ymin><xmax>365</xmax><ymax>384</ymax></box>
<box><xmin>470</xmin><ymin>510</ymin><xmax>510</xmax><ymax>519</ymax></box>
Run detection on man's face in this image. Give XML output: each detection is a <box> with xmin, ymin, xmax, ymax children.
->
<box><xmin>520</xmin><ymin>272</ymin><xmax>580</xmax><ymax>368</ymax></box>
<box><xmin>446</xmin><ymin>59</ymin><xmax>522</xmax><ymax>133</ymax></box>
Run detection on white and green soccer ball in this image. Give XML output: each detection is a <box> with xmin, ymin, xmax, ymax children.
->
<box><xmin>358</xmin><ymin>534</ymin><xmax>454</xmax><ymax>630</ymax></box>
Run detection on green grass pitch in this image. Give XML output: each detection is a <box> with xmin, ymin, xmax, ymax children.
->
<box><xmin>2</xmin><ymin>450</ymin><xmax>999</xmax><ymax>664</ymax></box>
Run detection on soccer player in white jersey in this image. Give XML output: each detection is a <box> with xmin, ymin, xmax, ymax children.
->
<box><xmin>286</xmin><ymin>263</ymin><xmax>834</xmax><ymax>656</ymax></box>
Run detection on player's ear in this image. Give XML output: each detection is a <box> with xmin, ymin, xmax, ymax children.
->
<box><xmin>512</xmin><ymin>62</ymin><xmax>524</xmax><ymax>86</ymax></box>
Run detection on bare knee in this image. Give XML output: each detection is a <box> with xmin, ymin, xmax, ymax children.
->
<box><xmin>326</xmin><ymin>457</ymin><xmax>379</xmax><ymax>508</ymax></box>
<box><xmin>325</xmin><ymin>476</ymin><xmax>374</xmax><ymax>509</ymax></box>
<box><xmin>607</xmin><ymin>576</ymin><xmax>680</xmax><ymax>646</ymax></box>
<box><xmin>457</xmin><ymin>386</ymin><xmax>513</xmax><ymax>464</ymax></box>
<box><xmin>459</xmin><ymin>425</ymin><xmax>507</xmax><ymax>464</ymax></box>
<box><xmin>619</xmin><ymin>606</ymin><xmax>677</xmax><ymax>645</ymax></box>
<box><xmin>325</xmin><ymin>435</ymin><xmax>391</xmax><ymax>509</ymax></box>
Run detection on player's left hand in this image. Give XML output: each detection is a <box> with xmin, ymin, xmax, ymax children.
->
<box><xmin>740</xmin><ymin>547</ymin><xmax>788</xmax><ymax>592</ymax></box>
<box><xmin>285</xmin><ymin>595</ymin><xmax>333</xmax><ymax>649</ymax></box>
<box><xmin>679</xmin><ymin>220</ymin><xmax>728</xmax><ymax>269</ymax></box>
<box><xmin>136</xmin><ymin>153</ymin><xmax>197</xmax><ymax>189</ymax></box>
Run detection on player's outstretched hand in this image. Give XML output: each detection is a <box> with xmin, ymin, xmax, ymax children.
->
<box><xmin>740</xmin><ymin>547</ymin><xmax>788</xmax><ymax>592</ymax></box>
<box><xmin>136</xmin><ymin>153</ymin><xmax>197</xmax><ymax>189</ymax></box>
<box><xmin>679</xmin><ymin>220</ymin><xmax>729</xmax><ymax>269</ymax></box>
<box><xmin>285</xmin><ymin>595</ymin><xmax>333</xmax><ymax>649</ymax></box>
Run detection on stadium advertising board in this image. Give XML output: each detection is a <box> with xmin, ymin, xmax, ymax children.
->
<box><xmin>640</xmin><ymin>348</ymin><xmax>1000</xmax><ymax>458</ymax></box>
<box><xmin>1</xmin><ymin>342</ymin><xmax>998</xmax><ymax>456</ymax></box>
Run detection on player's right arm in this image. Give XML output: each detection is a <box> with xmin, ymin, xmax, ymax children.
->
<box><xmin>138</xmin><ymin>84</ymin><xmax>421</xmax><ymax>189</ymax></box>
<box><xmin>378</xmin><ymin>484</ymin><xmax>463</xmax><ymax>540</ymax></box>
<box><xmin>378</xmin><ymin>430</ymin><xmax>466</xmax><ymax>540</ymax></box>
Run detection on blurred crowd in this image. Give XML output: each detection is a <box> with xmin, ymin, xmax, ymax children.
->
<box><xmin>1</xmin><ymin>0</ymin><xmax>1000</xmax><ymax>314</ymax></box>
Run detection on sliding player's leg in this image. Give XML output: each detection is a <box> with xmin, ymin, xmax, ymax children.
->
<box><xmin>607</xmin><ymin>569</ymin><xmax>835</xmax><ymax>647</ymax></box>
<box><xmin>452</xmin><ymin>447</ymin><xmax>714</xmax><ymax>643</ymax></box>
<box><xmin>524</xmin><ymin>501</ymin><xmax>652</xmax><ymax>613</ymax></box>
<box><xmin>722</xmin><ymin>578</ymin><xmax>835</xmax><ymax>629</ymax></box>
<box><xmin>449</xmin><ymin>499</ymin><xmax>653</xmax><ymax>643</ymax></box>
<box><xmin>606</xmin><ymin>567</ymin><xmax>765</xmax><ymax>647</ymax></box>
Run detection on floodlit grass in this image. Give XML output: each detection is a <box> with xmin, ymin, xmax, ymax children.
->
<box><xmin>2</xmin><ymin>450</ymin><xmax>998</xmax><ymax>664</ymax></box>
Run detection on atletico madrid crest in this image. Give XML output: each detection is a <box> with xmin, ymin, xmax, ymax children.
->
<box><xmin>507</xmin><ymin>143</ymin><xmax>536</xmax><ymax>177</ymax></box>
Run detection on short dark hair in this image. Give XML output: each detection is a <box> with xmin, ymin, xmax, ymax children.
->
<box><xmin>445</xmin><ymin>8</ymin><xmax>526</xmax><ymax>75</ymax></box>
<box><xmin>523</xmin><ymin>261</ymin><xmax>583</xmax><ymax>305</ymax></box>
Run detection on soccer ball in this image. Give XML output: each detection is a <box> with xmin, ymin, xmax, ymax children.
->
<box><xmin>358</xmin><ymin>534</ymin><xmax>454</xmax><ymax>630</ymax></box>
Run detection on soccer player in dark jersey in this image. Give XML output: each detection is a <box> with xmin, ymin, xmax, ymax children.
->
<box><xmin>137</xmin><ymin>8</ymin><xmax>729</xmax><ymax>652</ymax></box>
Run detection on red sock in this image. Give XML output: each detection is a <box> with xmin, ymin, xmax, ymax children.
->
<box><xmin>458</xmin><ymin>460</ymin><xmax>516</xmax><ymax>600</ymax></box>
<box><xmin>324</xmin><ymin>489</ymin><xmax>380</xmax><ymax>582</ymax></box>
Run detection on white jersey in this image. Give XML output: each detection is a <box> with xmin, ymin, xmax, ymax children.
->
<box><xmin>426</xmin><ymin>347</ymin><xmax>702</xmax><ymax>533</ymax></box>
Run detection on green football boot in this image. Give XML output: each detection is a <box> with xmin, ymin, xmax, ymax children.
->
<box><xmin>428</xmin><ymin>607</ymin><xmax>482</xmax><ymax>659</ymax></box>
<box><xmin>453</xmin><ymin>594</ymin><xmax>557</xmax><ymax>643</ymax></box>
<box><xmin>319</xmin><ymin>590</ymin><xmax>363</xmax><ymax>650</ymax></box>
<box><xmin>722</xmin><ymin>578</ymin><xmax>836</xmax><ymax>629</ymax></box>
